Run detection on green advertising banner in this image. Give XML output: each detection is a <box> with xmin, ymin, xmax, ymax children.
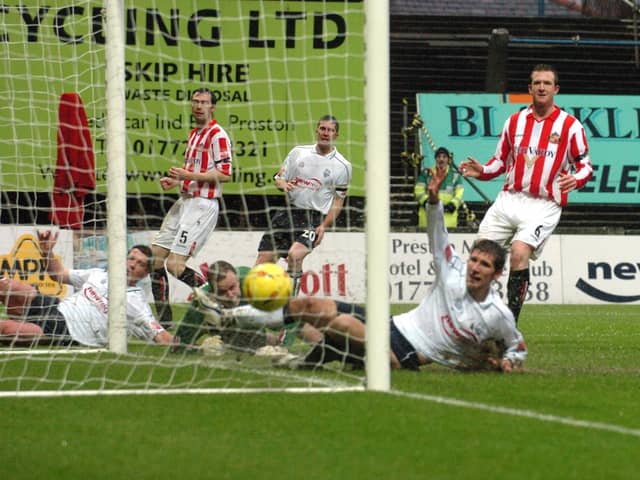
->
<box><xmin>0</xmin><ymin>1</ymin><xmax>365</xmax><ymax>195</ymax></box>
<box><xmin>417</xmin><ymin>93</ymin><xmax>640</xmax><ymax>204</ymax></box>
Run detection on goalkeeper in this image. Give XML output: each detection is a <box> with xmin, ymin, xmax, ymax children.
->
<box><xmin>173</xmin><ymin>260</ymin><xmax>364</xmax><ymax>367</ymax></box>
<box><xmin>173</xmin><ymin>260</ymin><xmax>286</xmax><ymax>353</ymax></box>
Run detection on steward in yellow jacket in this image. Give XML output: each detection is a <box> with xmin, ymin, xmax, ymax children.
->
<box><xmin>414</xmin><ymin>147</ymin><xmax>464</xmax><ymax>228</ymax></box>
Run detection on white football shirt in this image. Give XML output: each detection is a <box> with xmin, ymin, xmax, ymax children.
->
<box><xmin>393</xmin><ymin>204</ymin><xmax>527</xmax><ymax>369</ymax></box>
<box><xmin>58</xmin><ymin>269</ymin><xmax>165</xmax><ymax>347</ymax></box>
<box><xmin>275</xmin><ymin>144</ymin><xmax>352</xmax><ymax>214</ymax></box>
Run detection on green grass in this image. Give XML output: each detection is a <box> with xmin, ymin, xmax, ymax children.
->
<box><xmin>1</xmin><ymin>304</ymin><xmax>639</xmax><ymax>479</ymax></box>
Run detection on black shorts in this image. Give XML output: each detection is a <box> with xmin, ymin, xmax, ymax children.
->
<box><xmin>257</xmin><ymin>208</ymin><xmax>323</xmax><ymax>256</ymax></box>
<box><xmin>281</xmin><ymin>301</ymin><xmax>365</xmax><ymax>326</ymax></box>
<box><xmin>25</xmin><ymin>295</ymin><xmax>74</xmax><ymax>345</ymax></box>
<box><xmin>389</xmin><ymin>318</ymin><xmax>421</xmax><ymax>371</ymax></box>
<box><xmin>335</xmin><ymin>301</ymin><xmax>366</xmax><ymax>323</ymax></box>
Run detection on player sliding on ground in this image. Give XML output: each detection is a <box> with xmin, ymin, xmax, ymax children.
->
<box><xmin>0</xmin><ymin>230</ymin><xmax>174</xmax><ymax>348</ymax></box>
<box><xmin>171</xmin><ymin>260</ymin><xmax>288</xmax><ymax>355</ymax></box>
<box><xmin>186</xmin><ymin>167</ymin><xmax>527</xmax><ymax>372</ymax></box>
<box><xmin>173</xmin><ymin>264</ymin><xmax>365</xmax><ymax>367</ymax></box>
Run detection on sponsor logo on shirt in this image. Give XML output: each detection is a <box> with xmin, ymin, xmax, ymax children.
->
<box><xmin>83</xmin><ymin>285</ymin><xmax>109</xmax><ymax>314</ymax></box>
<box><xmin>518</xmin><ymin>145</ymin><xmax>554</xmax><ymax>168</ymax></box>
<box><xmin>440</xmin><ymin>314</ymin><xmax>478</xmax><ymax>343</ymax></box>
<box><xmin>292</xmin><ymin>176</ymin><xmax>322</xmax><ymax>190</ymax></box>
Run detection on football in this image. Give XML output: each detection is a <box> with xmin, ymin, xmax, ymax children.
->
<box><xmin>242</xmin><ymin>263</ymin><xmax>292</xmax><ymax>311</ymax></box>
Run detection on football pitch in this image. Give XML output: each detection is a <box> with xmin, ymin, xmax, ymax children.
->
<box><xmin>1</xmin><ymin>304</ymin><xmax>639</xmax><ymax>479</ymax></box>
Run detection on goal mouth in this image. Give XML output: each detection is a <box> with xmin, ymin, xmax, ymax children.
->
<box><xmin>0</xmin><ymin>0</ymin><xmax>391</xmax><ymax>396</ymax></box>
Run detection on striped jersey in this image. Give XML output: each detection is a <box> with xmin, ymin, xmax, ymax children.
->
<box><xmin>392</xmin><ymin>203</ymin><xmax>527</xmax><ymax>370</ymax></box>
<box><xmin>58</xmin><ymin>269</ymin><xmax>165</xmax><ymax>347</ymax></box>
<box><xmin>275</xmin><ymin>144</ymin><xmax>352</xmax><ymax>214</ymax></box>
<box><xmin>181</xmin><ymin>119</ymin><xmax>232</xmax><ymax>199</ymax></box>
<box><xmin>480</xmin><ymin>105</ymin><xmax>592</xmax><ymax>206</ymax></box>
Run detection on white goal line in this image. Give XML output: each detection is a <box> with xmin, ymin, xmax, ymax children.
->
<box><xmin>0</xmin><ymin>348</ymin><xmax>108</xmax><ymax>356</ymax></box>
<box><xmin>0</xmin><ymin>386</ymin><xmax>366</xmax><ymax>399</ymax></box>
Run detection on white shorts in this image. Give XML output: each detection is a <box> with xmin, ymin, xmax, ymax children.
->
<box><xmin>152</xmin><ymin>196</ymin><xmax>219</xmax><ymax>257</ymax></box>
<box><xmin>478</xmin><ymin>191</ymin><xmax>561</xmax><ymax>260</ymax></box>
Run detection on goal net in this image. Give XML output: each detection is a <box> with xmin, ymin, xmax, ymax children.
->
<box><xmin>0</xmin><ymin>0</ymin><xmax>388</xmax><ymax>396</ymax></box>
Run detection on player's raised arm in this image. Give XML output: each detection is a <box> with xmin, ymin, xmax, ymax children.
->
<box><xmin>425</xmin><ymin>165</ymin><xmax>453</xmax><ymax>274</ymax></box>
<box><xmin>427</xmin><ymin>163</ymin><xmax>447</xmax><ymax>203</ymax></box>
<box><xmin>36</xmin><ymin>230</ymin><xmax>70</xmax><ymax>284</ymax></box>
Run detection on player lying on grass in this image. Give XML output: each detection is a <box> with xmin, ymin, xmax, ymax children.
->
<box><xmin>321</xmin><ymin>166</ymin><xmax>528</xmax><ymax>371</ymax></box>
<box><xmin>174</xmin><ymin>260</ymin><xmax>330</xmax><ymax>354</ymax></box>
<box><xmin>0</xmin><ymin>230</ymin><xmax>174</xmax><ymax>347</ymax></box>
<box><xmin>171</xmin><ymin>260</ymin><xmax>280</xmax><ymax>354</ymax></box>
<box><xmin>197</xmin><ymin>168</ymin><xmax>527</xmax><ymax>372</ymax></box>
<box><xmin>172</xmin><ymin>260</ymin><xmax>361</xmax><ymax>363</ymax></box>
<box><xmin>173</xmin><ymin>261</ymin><xmax>365</xmax><ymax>365</ymax></box>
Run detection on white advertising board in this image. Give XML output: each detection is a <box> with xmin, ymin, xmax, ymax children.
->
<box><xmin>560</xmin><ymin>235</ymin><xmax>640</xmax><ymax>304</ymax></box>
<box><xmin>0</xmin><ymin>227</ymin><xmax>637</xmax><ymax>305</ymax></box>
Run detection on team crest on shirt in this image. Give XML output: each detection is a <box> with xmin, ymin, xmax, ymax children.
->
<box><xmin>524</xmin><ymin>153</ymin><xmax>538</xmax><ymax>168</ymax></box>
<box><xmin>548</xmin><ymin>132</ymin><xmax>560</xmax><ymax>144</ymax></box>
<box><xmin>323</xmin><ymin>168</ymin><xmax>331</xmax><ymax>178</ymax></box>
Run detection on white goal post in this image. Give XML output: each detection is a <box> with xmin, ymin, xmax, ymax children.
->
<box><xmin>0</xmin><ymin>0</ymin><xmax>390</xmax><ymax>395</ymax></box>
<box><xmin>106</xmin><ymin>0</ymin><xmax>128</xmax><ymax>355</ymax></box>
<box><xmin>364</xmin><ymin>0</ymin><xmax>391</xmax><ymax>391</ymax></box>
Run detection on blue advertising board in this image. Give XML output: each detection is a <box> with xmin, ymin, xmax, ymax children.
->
<box><xmin>416</xmin><ymin>93</ymin><xmax>640</xmax><ymax>204</ymax></box>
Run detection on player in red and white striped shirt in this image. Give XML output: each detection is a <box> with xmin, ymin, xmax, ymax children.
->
<box><xmin>151</xmin><ymin>87</ymin><xmax>233</xmax><ymax>328</ymax></box>
<box><xmin>459</xmin><ymin>64</ymin><xmax>593</xmax><ymax>324</ymax></box>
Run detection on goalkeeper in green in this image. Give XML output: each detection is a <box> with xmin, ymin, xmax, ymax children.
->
<box><xmin>172</xmin><ymin>261</ymin><xmax>273</xmax><ymax>352</ymax></box>
<box><xmin>172</xmin><ymin>260</ymin><xmax>364</xmax><ymax>367</ymax></box>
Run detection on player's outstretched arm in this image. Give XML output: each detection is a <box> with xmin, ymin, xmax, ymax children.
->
<box><xmin>427</xmin><ymin>166</ymin><xmax>447</xmax><ymax>203</ymax></box>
